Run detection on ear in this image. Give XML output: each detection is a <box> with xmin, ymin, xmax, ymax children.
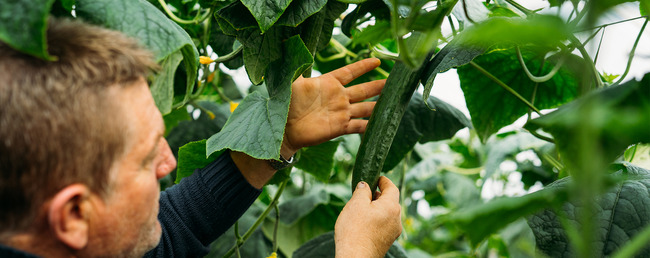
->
<box><xmin>47</xmin><ymin>184</ymin><xmax>92</xmax><ymax>250</ymax></box>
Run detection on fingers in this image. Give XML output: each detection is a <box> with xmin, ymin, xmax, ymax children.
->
<box><xmin>327</xmin><ymin>58</ymin><xmax>381</xmax><ymax>85</ymax></box>
<box><xmin>376</xmin><ymin>176</ymin><xmax>400</xmax><ymax>203</ymax></box>
<box><xmin>346</xmin><ymin>79</ymin><xmax>385</xmax><ymax>103</ymax></box>
<box><xmin>349</xmin><ymin>102</ymin><xmax>375</xmax><ymax>119</ymax></box>
<box><xmin>350</xmin><ymin>181</ymin><xmax>373</xmax><ymax>204</ymax></box>
<box><xmin>346</xmin><ymin>119</ymin><xmax>369</xmax><ymax>134</ymax></box>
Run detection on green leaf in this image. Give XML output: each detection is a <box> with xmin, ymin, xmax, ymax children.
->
<box><xmin>642</xmin><ymin>2</ymin><xmax>649</xmax><ymax>17</ymax></box>
<box><xmin>206</xmin><ymin>36</ymin><xmax>313</xmax><ymax>160</ymax></box>
<box><xmin>241</xmin><ymin>0</ymin><xmax>293</xmax><ymax>32</ymax></box>
<box><xmin>215</xmin><ymin>1</ymin><xmax>259</xmax><ymax>30</ymax></box>
<box><xmin>420</xmin><ymin>36</ymin><xmax>485</xmax><ymax>109</ymax></box>
<box><xmin>351</xmin><ymin>20</ymin><xmax>392</xmax><ymax>47</ymax></box>
<box><xmin>292</xmin><ymin>231</ymin><xmax>409</xmax><ymax>257</ymax></box>
<box><xmin>528</xmin><ymin>164</ymin><xmax>650</xmax><ymax>257</ymax></box>
<box><xmin>340</xmin><ymin>0</ymin><xmax>389</xmax><ymax>38</ymax></box>
<box><xmin>382</xmin><ymin>93</ymin><xmax>471</xmax><ymax>172</ymax></box>
<box><xmin>151</xmin><ymin>51</ymin><xmax>183</xmax><ymax>113</ymax></box>
<box><xmin>279</xmin><ymin>188</ymin><xmax>330</xmax><ymax>225</ymax></box>
<box><xmin>76</xmin><ymin>0</ymin><xmax>199</xmax><ymax>115</ymax></box>
<box><xmin>457</xmin><ymin>47</ymin><xmax>581</xmax><ymax>142</ymax></box>
<box><xmin>295</xmin><ymin>141</ymin><xmax>340</xmax><ymax>182</ymax></box>
<box><xmin>175</xmin><ymin>140</ymin><xmax>223</xmax><ymax>184</ymax></box>
<box><xmin>162</xmin><ymin>106</ymin><xmax>192</xmax><ymax>136</ymax></box>
<box><xmin>525</xmin><ymin>73</ymin><xmax>650</xmax><ymax>165</ymax></box>
<box><xmin>216</xmin><ymin>12</ymin><xmax>296</xmax><ymax>85</ymax></box>
<box><xmin>166</xmin><ymin>101</ymin><xmax>230</xmax><ymax>158</ymax></box>
<box><xmin>0</xmin><ymin>0</ymin><xmax>56</xmax><ymax>60</ymax></box>
<box><xmin>208</xmin><ymin>21</ymin><xmax>244</xmax><ymax>69</ymax></box>
<box><xmin>276</xmin><ymin>0</ymin><xmax>328</xmax><ymax>27</ymax></box>
<box><xmin>444</xmin><ymin>185</ymin><xmax>568</xmax><ymax>247</ymax></box>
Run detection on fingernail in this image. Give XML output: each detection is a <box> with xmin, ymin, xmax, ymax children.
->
<box><xmin>356</xmin><ymin>182</ymin><xmax>366</xmax><ymax>189</ymax></box>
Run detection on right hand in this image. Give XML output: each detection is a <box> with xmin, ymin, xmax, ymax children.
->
<box><xmin>334</xmin><ymin>176</ymin><xmax>402</xmax><ymax>257</ymax></box>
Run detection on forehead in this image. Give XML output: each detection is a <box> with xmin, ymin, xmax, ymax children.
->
<box><xmin>112</xmin><ymin>79</ymin><xmax>164</xmax><ymax>161</ymax></box>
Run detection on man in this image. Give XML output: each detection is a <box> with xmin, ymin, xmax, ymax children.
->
<box><xmin>0</xmin><ymin>18</ymin><xmax>402</xmax><ymax>257</ymax></box>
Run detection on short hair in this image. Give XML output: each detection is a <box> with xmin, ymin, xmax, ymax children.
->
<box><xmin>0</xmin><ymin>18</ymin><xmax>158</xmax><ymax>234</ymax></box>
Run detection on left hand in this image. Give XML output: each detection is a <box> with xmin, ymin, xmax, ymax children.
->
<box><xmin>281</xmin><ymin>58</ymin><xmax>385</xmax><ymax>156</ymax></box>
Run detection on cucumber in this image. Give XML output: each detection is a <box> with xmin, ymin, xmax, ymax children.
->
<box><xmin>351</xmin><ymin>60</ymin><xmax>428</xmax><ymax>192</ymax></box>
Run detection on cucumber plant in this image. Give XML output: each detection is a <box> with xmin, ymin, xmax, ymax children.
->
<box><xmin>5</xmin><ymin>0</ymin><xmax>650</xmax><ymax>257</ymax></box>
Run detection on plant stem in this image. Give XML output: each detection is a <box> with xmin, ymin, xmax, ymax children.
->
<box><xmin>328</xmin><ymin>39</ymin><xmax>390</xmax><ymax>77</ymax></box>
<box><xmin>503</xmin><ymin>0</ymin><xmax>532</xmax><ymax>15</ymax></box>
<box><xmin>516</xmin><ymin>47</ymin><xmax>566</xmax><ymax>83</ymax></box>
<box><xmin>272</xmin><ymin>204</ymin><xmax>279</xmax><ymax>253</ymax></box>
<box><xmin>627</xmin><ymin>145</ymin><xmax>638</xmax><ymax>162</ymax></box>
<box><xmin>157</xmin><ymin>0</ymin><xmax>211</xmax><ymax>24</ymax></box>
<box><xmin>614</xmin><ymin>19</ymin><xmax>648</xmax><ymax>85</ymax></box>
<box><xmin>593</xmin><ymin>27</ymin><xmax>605</xmax><ymax>65</ymax></box>
<box><xmin>214</xmin><ymin>45</ymin><xmax>244</xmax><ymax>64</ymax></box>
<box><xmin>223</xmin><ymin>181</ymin><xmax>288</xmax><ymax>258</ymax></box>
<box><xmin>567</xmin><ymin>34</ymin><xmax>603</xmax><ymax>89</ymax></box>
<box><xmin>469</xmin><ymin>61</ymin><xmax>542</xmax><ymax>115</ymax></box>
<box><xmin>575</xmin><ymin>16</ymin><xmax>647</xmax><ymax>32</ymax></box>
<box><xmin>234</xmin><ymin>222</ymin><xmax>242</xmax><ymax>258</ymax></box>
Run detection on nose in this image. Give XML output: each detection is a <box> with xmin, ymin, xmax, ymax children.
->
<box><xmin>156</xmin><ymin>139</ymin><xmax>177</xmax><ymax>180</ymax></box>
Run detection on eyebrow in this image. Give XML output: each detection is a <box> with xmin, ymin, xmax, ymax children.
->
<box><xmin>141</xmin><ymin>137</ymin><xmax>160</xmax><ymax>166</ymax></box>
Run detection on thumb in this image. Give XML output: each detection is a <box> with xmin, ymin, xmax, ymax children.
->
<box><xmin>350</xmin><ymin>181</ymin><xmax>373</xmax><ymax>204</ymax></box>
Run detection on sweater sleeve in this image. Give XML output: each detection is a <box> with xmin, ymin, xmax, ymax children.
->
<box><xmin>144</xmin><ymin>152</ymin><xmax>262</xmax><ymax>257</ymax></box>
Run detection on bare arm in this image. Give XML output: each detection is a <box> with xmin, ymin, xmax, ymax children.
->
<box><xmin>231</xmin><ymin>58</ymin><xmax>385</xmax><ymax>189</ymax></box>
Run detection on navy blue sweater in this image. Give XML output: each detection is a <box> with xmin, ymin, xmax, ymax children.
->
<box><xmin>145</xmin><ymin>153</ymin><xmax>262</xmax><ymax>257</ymax></box>
<box><xmin>0</xmin><ymin>153</ymin><xmax>261</xmax><ymax>257</ymax></box>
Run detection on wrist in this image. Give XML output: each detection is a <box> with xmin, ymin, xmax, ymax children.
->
<box><xmin>280</xmin><ymin>136</ymin><xmax>298</xmax><ymax>159</ymax></box>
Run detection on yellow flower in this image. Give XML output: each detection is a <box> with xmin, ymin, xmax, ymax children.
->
<box><xmin>230</xmin><ymin>101</ymin><xmax>239</xmax><ymax>113</ymax></box>
<box><xmin>266</xmin><ymin>252</ymin><xmax>277</xmax><ymax>258</ymax></box>
<box><xmin>199</xmin><ymin>56</ymin><xmax>214</xmax><ymax>64</ymax></box>
<box><xmin>207</xmin><ymin>72</ymin><xmax>215</xmax><ymax>83</ymax></box>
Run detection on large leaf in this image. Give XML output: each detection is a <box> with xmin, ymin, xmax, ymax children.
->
<box><xmin>292</xmin><ymin>231</ymin><xmax>409</xmax><ymax>257</ymax></box>
<box><xmin>350</xmin><ymin>20</ymin><xmax>392</xmax><ymax>47</ymax></box>
<box><xmin>0</xmin><ymin>0</ymin><xmax>55</xmax><ymax>60</ymax></box>
<box><xmin>528</xmin><ymin>164</ymin><xmax>650</xmax><ymax>257</ymax></box>
<box><xmin>278</xmin><ymin>188</ymin><xmax>330</xmax><ymax>225</ymax></box>
<box><xmin>275</xmin><ymin>0</ymin><xmax>328</xmax><ymax>27</ymax></box>
<box><xmin>206</xmin><ymin>36</ymin><xmax>313</xmax><ymax>159</ymax></box>
<box><xmin>175</xmin><ymin>140</ymin><xmax>223</xmax><ymax>184</ymax></box>
<box><xmin>299</xmin><ymin>0</ymin><xmax>348</xmax><ymax>58</ymax></box>
<box><xmin>382</xmin><ymin>93</ymin><xmax>471</xmax><ymax>172</ymax></box>
<box><xmin>525</xmin><ymin>73</ymin><xmax>650</xmax><ymax>165</ymax></box>
<box><xmin>295</xmin><ymin>140</ymin><xmax>340</xmax><ymax>182</ymax></box>
<box><xmin>241</xmin><ymin>0</ymin><xmax>293</xmax><ymax>32</ymax></box>
<box><xmin>457</xmin><ymin>47</ymin><xmax>581</xmax><ymax>142</ymax></box>
<box><xmin>216</xmin><ymin>7</ymin><xmax>295</xmax><ymax>85</ymax></box>
<box><xmin>76</xmin><ymin>0</ymin><xmax>199</xmax><ymax>115</ymax></box>
<box><xmin>444</xmin><ymin>185</ymin><xmax>568</xmax><ymax>247</ymax></box>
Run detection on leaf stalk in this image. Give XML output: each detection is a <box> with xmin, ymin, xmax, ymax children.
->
<box><xmin>469</xmin><ymin>61</ymin><xmax>542</xmax><ymax>115</ymax></box>
<box><xmin>224</xmin><ymin>181</ymin><xmax>288</xmax><ymax>258</ymax></box>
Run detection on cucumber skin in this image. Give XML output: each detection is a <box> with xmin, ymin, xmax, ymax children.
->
<box><xmin>351</xmin><ymin>60</ymin><xmax>425</xmax><ymax>192</ymax></box>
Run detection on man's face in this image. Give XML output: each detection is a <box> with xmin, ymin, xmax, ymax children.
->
<box><xmin>86</xmin><ymin>79</ymin><xmax>176</xmax><ymax>257</ymax></box>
